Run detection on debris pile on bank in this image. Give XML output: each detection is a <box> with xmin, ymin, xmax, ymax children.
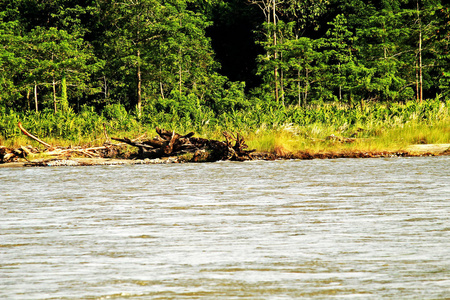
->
<box><xmin>0</xmin><ymin>145</ymin><xmax>39</xmax><ymax>163</ymax></box>
<box><xmin>112</xmin><ymin>127</ymin><xmax>255</xmax><ymax>162</ymax></box>
<box><xmin>0</xmin><ymin>122</ymin><xmax>127</xmax><ymax>164</ymax></box>
<box><xmin>2</xmin><ymin>122</ymin><xmax>449</xmax><ymax>166</ymax></box>
<box><xmin>0</xmin><ymin>143</ymin><xmax>126</xmax><ymax>164</ymax></box>
<box><xmin>1</xmin><ymin>123</ymin><xmax>255</xmax><ymax>164</ymax></box>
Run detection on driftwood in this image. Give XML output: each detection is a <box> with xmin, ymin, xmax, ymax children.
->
<box><xmin>18</xmin><ymin>122</ymin><xmax>53</xmax><ymax>149</ymax></box>
<box><xmin>0</xmin><ymin>123</ymin><xmax>127</xmax><ymax>164</ymax></box>
<box><xmin>0</xmin><ymin>145</ymin><xmax>39</xmax><ymax>163</ymax></box>
<box><xmin>2</xmin><ymin>123</ymin><xmax>254</xmax><ymax>164</ymax></box>
<box><xmin>0</xmin><ymin>143</ymin><xmax>126</xmax><ymax>163</ymax></box>
<box><xmin>112</xmin><ymin>127</ymin><xmax>255</xmax><ymax>162</ymax></box>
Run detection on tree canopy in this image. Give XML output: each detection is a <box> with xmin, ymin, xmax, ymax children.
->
<box><xmin>0</xmin><ymin>0</ymin><xmax>449</xmax><ymax>115</ymax></box>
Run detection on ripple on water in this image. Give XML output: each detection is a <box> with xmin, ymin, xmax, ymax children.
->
<box><xmin>1</xmin><ymin>156</ymin><xmax>449</xmax><ymax>299</ymax></box>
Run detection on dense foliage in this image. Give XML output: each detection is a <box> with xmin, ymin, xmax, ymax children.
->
<box><xmin>2</xmin><ymin>99</ymin><xmax>449</xmax><ymax>147</ymax></box>
<box><xmin>0</xmin><ymin>0</ymin><xmax>449</xmax><ymax>131</ymax></box>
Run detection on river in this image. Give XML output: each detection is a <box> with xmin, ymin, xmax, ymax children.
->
<box><xmin>1</xmin><ymin>156</ymin><xmax>449</xmax><ymax>299</ymax></box>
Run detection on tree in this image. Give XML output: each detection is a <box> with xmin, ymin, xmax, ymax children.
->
<box><xmin>252</xmin><ymin>0</ymin><xmax>329</xmax><ymax>104</ymax></box>
<box><xmin>435</xmin><ymin>6</ymin><xmax>450</xmax><ymax>97</ymax></box>
<box><xmin>323</xmin><ymin>14</ymin><xmax>373</xmax><ymax>103</ymax></box>
<box><xmin>250</xmin><ymin>0</ymin><xmax>281</xmax><ymax>102</ymax></box>
<box><xmin>281</xmin><ymin>36</ymin><xmax>324</xmax><ymax>106</ymax></box>
<box><xmin>0</xmin><ymin>0</ymin><xmax>102</xmax><ymax>111</ymax></box>
<box><xmin>104</xmin><ymin>0</ymin><xmax>221</xmax><ymax>116</ymax></box>
<box><xmin>355</xmin><ymin>8</ymin><xmax>413</xmax><ymax>101</ymax></box>
<box><xmin>0</xmin><ymin>13</ymin><xmax>26</xmax><ymax>108</ymax></box>
<box><xmin>413</xmin><ymin>0</ymin><xmax>445</xmax><ymax>102</ymax></box>
<box><xmin>24</xmin><ymin>27</ymin><xmax>100</xmax><ymax>112</ymax></box>
<box><xmin>104</xmin><ymin>0</ymin><xmax>163</xmax><ymax>117</ymax></box>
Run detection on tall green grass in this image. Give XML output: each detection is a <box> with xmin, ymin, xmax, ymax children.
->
<box><xmin>1</xmin><ymin>99</ymin><xmax>449</xmax><ymax>153</ymax></box>
<box><xmin>244</xmin><ymin>99</ymin><xmax>450</xmax><ymax>153</ymax></box>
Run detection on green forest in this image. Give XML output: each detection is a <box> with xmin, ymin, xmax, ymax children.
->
<box><xmin>1</xmin><ymin>0</ymin><xmax>449</xmax><ymax>152</ymax></box>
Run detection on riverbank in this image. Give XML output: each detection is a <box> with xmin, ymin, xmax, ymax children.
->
<box><xmin>1</xmin><ymin>143</ymin><xmax>449</xmax><ymax>168</ymax></box>
<box><xmin>1</xmin><ymin>99</ymin><xmax>449</xmax><ymax>167</ymax></box>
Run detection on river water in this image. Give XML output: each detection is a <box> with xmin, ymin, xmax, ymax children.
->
<box><xmin>1</xmin><ymin>156</ymin><xmax>449</xmax><ymax>299</ymax></box>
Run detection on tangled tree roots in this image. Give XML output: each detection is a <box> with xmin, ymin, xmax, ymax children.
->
<box><xmin>112</xmin><ymin>128</ymin><xmax>255</xmax><ymax>162</ymax></box>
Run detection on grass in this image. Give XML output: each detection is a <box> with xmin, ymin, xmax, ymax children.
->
<box><xmin>245</xmin><ymin>117</ymin><xmax>450</xmax><ymax>155</ymax></box>
<box><xmin>1</xmin><ymin>99</ymin><xmax>449</xmax><ymax>157</ymax></box>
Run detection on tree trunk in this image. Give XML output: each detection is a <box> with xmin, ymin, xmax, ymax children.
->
<box><xmin>26</xmin><ymin>88</ymin><xmax>31</xmax><ymax>111</ymax></box>
<box><xmin>279</xmin><ymin>39</ymin><xmax>284</xmax><ymax>106</ymax></box>
<box><xmin>416</xmin><ymin>61</ymin><xmax>420</xmax><ymax>102</ymax></box>
<box><xmin>61</xmin><ymin>73</ymin><xmax>68</xmax><ymax>111</ymax></box>
<box><xmin>338</xmin><ymin>63</ymin><xmax>342</xmax><ymax>101</ymax></box>
<box><xmin>137</xmin><ymin>49</ymin><xmax>142</xmax><ymax>118</ymax></box>
<box><xmin>34</xmin><ymin>82</ymin><xmax>38</xmax><ymax>113</ymax></box>
<box><xmin>297</xmin><ymin>68</ymin><xmax>301</xmax><ymax>106</ymax></box>
<box><xmin>53</xmin><ymin>76</ymin><xmax>57</xmax><ymax>113</ymax></box>
<box><xmin>136</xmin><ymin>12</ymin><xmax>143</xmax><ymax>118</ymax></box>
<box><xmin>159</xmin><ymin>64</ymin><xmax>165</xmax><ymax>99</ymax></box>
<box><xmin>417</xmin><ymin>1</ymin><xmax>423</xmax><ymax>102</ymax></box>
<box><xmin>18</xmin><ymin>122</ymin><xmax>53</xmax><ymax>149</ymax></box>
<box><xmin>103</xmin><ymin>76</ymin><xmax>108</xmax><ymax>100</ymax></box>
<box><xmin>179</xmin><ymin>63</ymin><xmax>182</xmax><ymax>96</ymax></box>
<box><xmin>178</xmin><ymin>46</ymin><xmax>183</xmax><ymax>96</ymax></box>
<box><xmin>304</xmin><ymin>69</ymin><xmax>309</xmax><ymax>107</ymax></box>
<box><xmin>419</xmin><ymin>22</ymin><xmax>423</xmax><ymax>102</ymax></box>
<box><xmin>272</xmin><ymin>0</ymin><xmax>279</xmax><ymax>102</ymax></box>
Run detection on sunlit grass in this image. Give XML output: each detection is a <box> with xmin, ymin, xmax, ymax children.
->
<box><xmin>4</xmin><ymin>118</ymin><xmax>449</xmax><ymax>155</ymax></box>
<box><xmin>245</xmin><ymin>117</ymin><xmax>450</xmax><ymax>155</ymax></box>
<box><xmin>2</xmin><ymin>99</ymin><xmax>449</xmax><ymax>157</ymax></box>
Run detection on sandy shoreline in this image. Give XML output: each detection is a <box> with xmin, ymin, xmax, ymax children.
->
<box><xmin>404</xmin><ymin>143</ymin><xmax>450</xmax><ymax>154</ymax></box>
<box><xmin>0</xmin><ymin>157</ymin><xmax>178</xmax><ymax>168</ymax></box>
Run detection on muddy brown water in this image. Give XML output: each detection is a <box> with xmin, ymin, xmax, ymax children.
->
<box><xmin>1</xmin><ymin>156</ymin><xmax>449</xmax><ymax>299</ymax></box>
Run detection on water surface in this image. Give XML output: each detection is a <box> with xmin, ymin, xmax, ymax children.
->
<box><xmin>1</xmin><ymin>156</ymin><xmax>449</xmax><ymax>299</ymax></box>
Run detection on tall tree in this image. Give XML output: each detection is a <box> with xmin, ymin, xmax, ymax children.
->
<box><xmin>323</xmin><ymin>14</ymin><xmax>373</xmax><ymax>103</ymax></box>
<box><xmin>281</xmin><ymin>36</ymin><xmax>324</xmax><ymax>106</ymax></box>
<box><xmin>435</xmin><ymin>5</ymin><xmax>450</xmax><ymax>97</ymax></box>
<box><xmin>104</xmin><ymin>0</ymin><xmax>162</xmax><ymax>117</ymax></box>
<box><xmin>0</xmin><ymin>13</ymin><xmax>26</xmax><ymax>108</ymax></box>
<box><xmin>251</xmin><ymin>0</ymin><xmax>281</xmax><ymax>102</ymax></box>
<box><xmin>24</xmin><ymin>27</ymin><xmax>100</xmax><ymax>112</ymax></box>
<box><xmin>356</xmin><ymin>7</ymin><xmax>412</xmax><ymax>101</ymax></box>
<box><xmin>104</xmin><ymin>0</ymin><xmax>221</xmax><ymax>115</ymax></box>
<box><xmin>252</xmin><ymin>0</ymin><xmax>329</xmax><ymax>104</ymax></box>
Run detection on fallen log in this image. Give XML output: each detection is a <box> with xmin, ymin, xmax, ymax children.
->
<box><xmin>47</xmin><ymin>144</ymin><xmax>126</xmax><ymax>159</ymax></box>
<box><xmin>18</xmin><ymin>122</ymin><xmax>53</xmax><ymax>149</ymax></box>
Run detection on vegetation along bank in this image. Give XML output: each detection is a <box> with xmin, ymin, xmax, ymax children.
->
<box><xmin>1</xmin><ymin>1</ymin><xmax>449</xmax><ymax>165</ymax></box>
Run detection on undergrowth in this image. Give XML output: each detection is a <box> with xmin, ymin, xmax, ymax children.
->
<box><xmin>1</xmin><ymin>99</ymin><xmax>449</xmax><ymax>154</ymax></box>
